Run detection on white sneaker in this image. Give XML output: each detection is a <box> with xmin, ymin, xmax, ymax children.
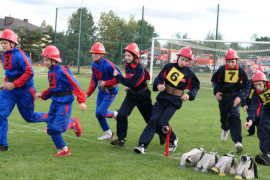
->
<box><xmin>169</xmin><ymin>137</ymin><xmax>178</xmax><ymax>152</ymax></box>
<box><xmin>221</xmin><ymin>130</ymin><xmax>229</xmax><ymax>142</ymax></box>
<box><xmin>97</xmin><ymin>132</ymin><xmax>114</xmax><ymax>140</ymax></box>
<box><xmin>134</xmin><ymin>144</ymin><xmax>146</xmax><ymax>154</ymax></box>
<box><xmin>235</xmin><ymin>142</ymin><xmax>243</xmax><ymax>153</ymax></box>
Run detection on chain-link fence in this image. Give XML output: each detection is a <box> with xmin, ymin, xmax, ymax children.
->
<box><xmin>148</xmin><ymin>38</ymin><xmax>270</xmax><ymax>87</ymax></box>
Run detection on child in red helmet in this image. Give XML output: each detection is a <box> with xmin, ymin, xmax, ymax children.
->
<box><xmin>0</xmin><ymin>29</ymin><xmax>49</xmax><ymax>152</ymax></box>
<box><xmin>111</xmin><ymin>43</ymin><xmax>162</xmax><ymax>147</ymax></box>
<box><xmin>35</xmin><ymin>45</ymin><xmax>87</xmax><ymax>156</ymax></box>
<box><xmin>85</xmin><ymin>42</ymin><xmax>122</xmax><ymax>140</ymax></box>
<box><xmin>134</xmin><ymin>46</ymin><xmax>200</xmax><ymax>154</ymax></box>
<box><xmin>242</xmin><ymin>66</ymin><xmax>265</xmax><ymax>136</ymax></box>
<box><xmin>244</xmin><ymin>70</ymin><xmax>270</xmax><ymax>166</ymax></box>
<box><xmin>211</xmin><ymin>48</ymin><xmax>250</xmax><ymax>153</ymax></box>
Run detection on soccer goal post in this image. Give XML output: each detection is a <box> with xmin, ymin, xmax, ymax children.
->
<box><xmin>148</xmin><ymin>38</ymin><xmax>270</xmax><ymax>87</ymax></box>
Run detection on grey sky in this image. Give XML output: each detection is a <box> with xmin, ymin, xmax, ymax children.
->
<box><xmin>1</xmin><ymin>0</ymin><xmax>269</xmax><ymax>42</ymax></box>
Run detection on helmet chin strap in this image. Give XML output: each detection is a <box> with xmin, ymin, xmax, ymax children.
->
<box><xmin>50</xmin><ymin>59</ymin><xmax>56</xmax><ymax>68</ymax></box>
<box><xmin>9</xmin><ymin>42</ymin><xmax>15</xmax><ymax>49</ymax></box>
<box><xmin>262</xmin><ymin>82</ymin><xmax>267</xmax><ymax>92</ymax></box>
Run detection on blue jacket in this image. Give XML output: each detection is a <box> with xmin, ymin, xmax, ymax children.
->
<box><xmin>1</xmin><ymin>47</ymin><xmax>34</xmax><ymax>88</ymax></box>
<box><xmin>86</xmin><ymin>57</ymin><xmax>121</xmax><ymax>96</ymax></box>
<box><xmin>41</xmin><ymin>63</ymin><xmax>85</xmax><ymax>104</ymax></box>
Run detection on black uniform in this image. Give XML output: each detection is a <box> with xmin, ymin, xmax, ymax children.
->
<box><xmin>138</xmin><ymin>62</ymin><xmax>200</xmax><ymax>149</ymax></box>
<box><xmin>115</xmin><ymin>62</ymin><xmax>152</xmax><ymax>141</ymax></box>
<box><xmin>247</xmin><ymin>82</ymin><xmax>270</xmax><ymax>154</ymax></box>
<box><xmin>211</xmin><ymin>64</ymin><xmax>250</xmax><ymax>143</ymax></box>
<box><xmin>242</xmin><ymin>80</ymin><xmax>262</xmax><ymax>135</ymax></box>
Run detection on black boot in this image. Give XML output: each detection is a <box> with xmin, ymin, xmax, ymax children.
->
<box><xmin>0</xmin><ymin>145</ymin><xmax>8</xmax><ymax>152</ymax></box>
<box><xmin>255</xmin><ymin>154</ymin><xmax>270</xmax><ymax>166</ymax></box>
<box><xmin>110</xmin><ymin>139</ymin><xmax>125</xmax><ymax>147</ymax></box>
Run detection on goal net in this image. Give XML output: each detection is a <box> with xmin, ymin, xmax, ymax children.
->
<box><xmin>147</xmin><ymin>38</ymin><xmax>270</xmax><ymax>88</ymax></box>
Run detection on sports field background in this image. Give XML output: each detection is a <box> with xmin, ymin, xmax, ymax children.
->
<box><xmin>0</xmin><ymin>65</ymin><xmax>269</xmax><ymax>180</ymax></box>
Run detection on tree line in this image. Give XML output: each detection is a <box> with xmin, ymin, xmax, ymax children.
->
<box><xmin>13</xmin><ymin>7</ymin><xmax>270</xmax><ymax>66</ymax></box>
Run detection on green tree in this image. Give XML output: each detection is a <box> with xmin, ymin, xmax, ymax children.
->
<box><xmin>202</xmin><ymin>31</ymin><xmax>226</xmax><ymax>55</ymax></box>
<box><xmin>97</xmin><ymin>10</ymin><xmax>127</xmax><ymax>64</ymax></box>
<box><xmin>256</xmin><ymin>36</ymin><xmax>270</xmax><ymax>41</ymax></box>
<box><xmin>55</xmin><ymin>31</ymin><xmax>69</xmax><ymax>64</ymax></box>
<box><xmin>120</xmin><ymin>15</ymin><xmax>139</xmax><ymax>43</ymax></box>
<box><xmin>175</xmin><ymin>32</ymin><xmax>189</xmax><ymax>39</ymax></box>
<box><xmin>15</xmin><ymin>27</ymin><xmax>44</xmax><ymax>62</ymax></box>
<box><xmin>97</xmin><ymin>10</ymin><xmax>159</xmax><ymax>64</ymax></box>
<box><xmin>164</xmin><ymin>32</ymin><xmax>189</xmax><ymax>50</ymax></box>
<box><xmin>40</xmin><ymin>20</ymin><xmax>54</xmax><ymax>46</ymax></box>
<box><xmin>254</xmin><ymin>36</ymin><xmax>270</xmax><ymax>57</ymax></box>
<box><xmin>205</xmin><ymin>31</ymin><xmax>223</xmax><ymax>40</ymax></box>
<box><xmin>135</xmin><ymin>20</ymin><xmax>159</xmax><ymax>50</ymax></box>
<box><xmin>61</xmin><ymin>7</ymin><xmax>96</xmax><ymax>66</ymax></box>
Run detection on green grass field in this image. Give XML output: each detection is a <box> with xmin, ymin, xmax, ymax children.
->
<box><xmin>0</xmin><ymin>66</ymin><xmax>269</xmax><ymax>180</ymax></box>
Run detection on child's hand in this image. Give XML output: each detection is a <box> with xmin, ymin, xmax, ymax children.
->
<box><xmin>124</xmin><ymin>87</ymin><xmax>129</xmax><ymax>91</ymax></box>
<box><xmin>215</xmin><ymin>92</ymin><xmax>222</xmax><ymax>101</ymax></box>
<box><xmin>35</xmin><ymin>93</ymin><xmax>42</xmax><ymax>100</ymax></box>
<box><xmin>233</xmin><ymin>97</ymin><xmax>241</xmax><ymax>107</ymax></box>
<box><xmin>113</xmin><ymin>69</ymin><xmax>119</xmax><ymax>76</ymax></box>
<box><xmin>244</xmin><ymin>120</ymin><xmax>252</xmax><ymax>130</ymax></box>
<box><xmin>79</xmin><ymin>103</ymin><xmax>87</xmax><ymax>111</ymax></box>
<box><xmin>3</xmin><ymin>82</ymin><xmax>15</xmax><ymax>90</ymax></box>
<box><xmin>243</xmin><ymin>105</ymin><xmax>248</xmax><ymax>112</ymax></box>
<box><xmin>99</xmin><ymin>81</ymin><xmax>105</xmax><ymax>88</ymax></box>
<box><xmin>181</xmin><ymin>94</ymin><xmax>189</xmax><ymax>101</ymax></box>
<box><xmin>157</xmin><ymin>84</ymin><xmax>165</xmax><ymax>92</ymax></box>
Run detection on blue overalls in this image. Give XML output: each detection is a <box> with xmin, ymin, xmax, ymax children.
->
<box><xmin>40</xmin><ymin>64</ymin><xmax>85</xmax><ymax>149</ymax></box>
<box><xmin>0</xmin><ymin>47</ymin><xmax>48</xmax><ymax>147</ymax></box>
<box><xmin>85</xmin><ymin>57</ymin><xmax>121</xmax><ymax>132</ymax></box>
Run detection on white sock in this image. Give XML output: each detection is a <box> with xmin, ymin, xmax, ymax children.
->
<box><xmin>106</xmin><ymin>129</ymin><xmax>112</xmax><ymax>135</ymax></box>
<box><xmin>114</xmin><ymin>111</ymin><xmax>118</xmax><ymax>118</ymax></box>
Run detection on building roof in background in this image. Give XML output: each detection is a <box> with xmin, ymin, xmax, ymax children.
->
<box><xmin>0</xmin><ymin>16</ymin><xmax>48</xmax><ymax>34</ymax></box>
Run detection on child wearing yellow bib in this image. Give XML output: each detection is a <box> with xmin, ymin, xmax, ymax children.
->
<box><xmin>244</xmin><ymin>70</ymin><xmax>270</xmax><ymax>166</ymax></box>
<box><xmin>134</xmin><ymin>46</ymin><xmax>200</xmax><ymax>154</ymax></box>
<box><xmin>242</xmin><ymin>66</ymin><xmax>266</xmax><ymax>136</ymax></box>
<box><xmin>211</xmin><ymin>48</ymin><xmax>250</xmax><ymax>153</ymax></box>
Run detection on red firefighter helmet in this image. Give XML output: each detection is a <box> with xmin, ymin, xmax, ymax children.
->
<box><xmin>225</xmin><ymin>48</ymin><xmax>239</xmax><ymax>60</ymax></box>
<box><xmin>252</xmin><ymin>70</ymin><xmax>268</xmax><ymax>82</ymax></box>
<box><xmin>255</xmin><ymin>66</ymin><xmax>265</xmax><ymax>73</ymax></box>
<box><xmin>124</xmin><ymin>43</ymin><xmax>140</xmax><ymax>59</ymax></box>
<box><xmin>41</xmin><ymin>45</ymin><xmax>62</xmax><ymax>62</ymax></box>
<box><xmin>89</xmin><ymin>42</ymin><xmax>107</xmax><ymax>54</ymax></box>
<box><xmin>0</xmin><ymin>29</ymin><xmax>19</xmax><ymax>45</ymax></box>
<box><xmin>176</xmin><ymin>46</ymin><xmax>192</xmax><ymax>59</ymax></box>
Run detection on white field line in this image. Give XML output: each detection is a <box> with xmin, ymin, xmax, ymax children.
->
<box><xmin>8</xmin><ymin>121</ymin><xmax>182</xmax><ymax>159</ymax></box>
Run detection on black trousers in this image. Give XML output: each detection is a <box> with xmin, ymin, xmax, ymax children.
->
<box><xmin>218</xmin><ymin>96</ymin><xmax>242</xmax><ymax>143</ymax></box>
<box><xmin>138</xmin><ymin>100</ymin><xmax>178</xmax><ymax>148</ymax></box>
<box><xmin>116</xmin><ymin>90</ymin><xmax>152</xmax><ymax>140</ymax></box>
<box><xmin>257</xmin><ymin>106</ymin><xmax>270</xmax><ymax>154</ymax></box>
